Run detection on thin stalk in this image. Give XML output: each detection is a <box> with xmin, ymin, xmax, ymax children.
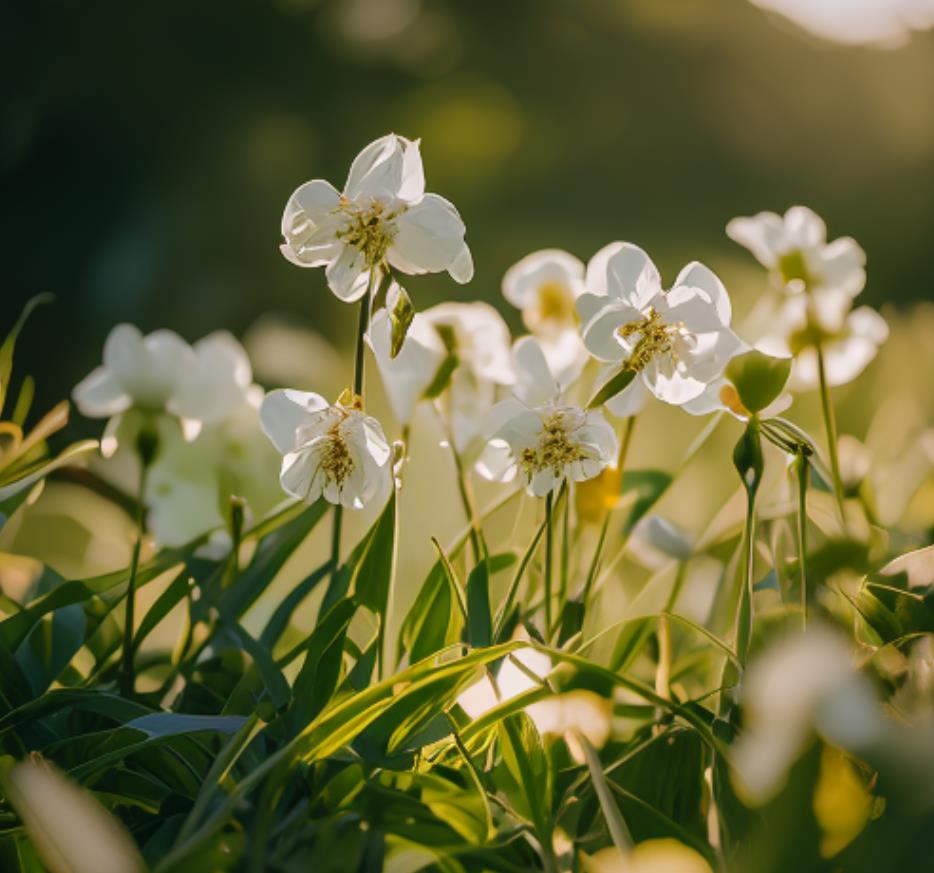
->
<box><xmin>559</xmin><ymin>483</ymin><xmax>571</xmax><ymax>605</ymax></box>
<box><xmin>544</xmin><ymin>490</ymin><xmax>555</xmax><ymax>639</ymax></box>
<box><xmin>617</xmin><ymin>414</ymin><xmax>636</xmax><ymax>471</ymax></box>
<box><xmin>120</xmin><ymin>463</ymin><xmax>149</xmax><ymax>697</ymax></box>
<box><xmin>795</xmin><ymin>447</ymin><xmax>809</xmax><ymax>630</ymax></box>
<box><xmin>450</xmin><ymin>438</ymin><xmax>483</xmax><ymax>563</ymax></box>
<box><xmin>734</xmin><ymin>492</ymin><xmax>757</xmax><ymax>667</ymax></box>
<box><xmin>816</xmin><ymin>342</ymin><xmax>847</xmax><ymax>531</ymax></box>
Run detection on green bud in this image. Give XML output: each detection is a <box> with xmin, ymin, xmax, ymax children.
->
<box><xmin>725</xmin><ymin>350</ymin><xmax>791</xmax><ymax>414</ymax></box>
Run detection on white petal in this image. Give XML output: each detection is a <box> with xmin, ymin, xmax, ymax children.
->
<box><xmin>474</xmin><ymin>438</ymin><xmax>517</xmax><ymax>483</ymax></box>
<box><xmin>585</xmin><ymin>241</ymin><xmax>626</xmax><ymax>293</ymax></box>
<box><xmin>603</xmin><ymin>243</ymin><xmax>663</xmax><ymax>310</ymax></box>
<box><xmin>343</xmin><ymin>133</ymin><xmax>408</xmax><ymax>202</ymax></box>
<box><xmin>280</xmin><ymin>446</ymin><xmax>324</xmax><ymax>503</ymax></box>
<box><xmin>260</xmin><ymin>389</ymin><xmax>328</xmax><ymax>454</ymax></box>
<box><xmin>643</xmin><ymin>356</ymin><xmax>707</xmax><ymax>406</ymax></box>
<box><xmin>528</xmin><ymin>467</ymin><xmax>559</xmax><ymax>497</ymax></box>
<box><xmin>387</xmin><ymin>194</ymin><xmax>468</xmax><ymax>277</ymax></box>
<box><xmin>576</xmin><ymin>292</ymin><xmax>610</xmax><ymax>329</ymax></box>
<box><xmin>672</xmin><ymin>261</ymin><xmax>732</xmax><ymax>325</ymax></box>
<box><xmin>285</xmin><ymin>179</ymin><xmax>341</xmax><ymax>231</ymax></box>
<box><xmin>581</xmin><ymin>302</ymin><xmax>641</xmax><ymax>363</ymax></box>
<box><xmin>817</xmin><ymin>236</ymin><xmax>866</xmax><ymax>297</ymax></box>
<box><xmin>368</xmin><ymin>309</ymin><xmax>446</xmax><ymax>425</ymax></box>
<box><xmin>72</xmin><ymin>367</ymin><xmax>131</xmax><ymax>418</ymax></box>
<box><xmin>448</xmin><ymin>242</ymin><xmax>474</xmax><ymax>283</ymax></box>
<box><xmin>603</xmin><ymin>372</ymin><xmax>648</xmax><ymax>418</ymax></box>
<box><xmin>726</xmin><ymin>212</ymin><xmax>786</xmax><ymax>268</ymax></box>
<box><xmin>280</xmin><ymin>180</ymin><xmax>342</xmax><ymax>267</ymax></box>
<box><xmin>502</xmin><ymin>249</ymin><xmax>584</xmax><ymax>310</ymax></box>
<box><xmin>784</xmin><ymin>205</ymin><xmax>826</xmax><ymax>249</ymax></box>
<box><xmin>680</xmin><ymin>378</ymin><xmax>731</xmax><ymax>418</ymax></box>
<box><xmin>325</xmin><ymin>245</ymin><xmax>370</xmax><ymax>302</ymax></box>
<box><xmin>171</xmin><ymin>331</ymin><xmax>253</xmax><ymax>424</ymax></box>
<box><xmin>512</xmin><ymin>336</ymin><xmax>559</xmax><ymax>407</ymax></box>
<box><xmin>105</xmin><ymin>326</ymin><xmax>194</xmax><ymax>411</ymax></box>
<box><xmin>539</xmin><ymin>329</ymin><xmax>587</xmax><ymax>390</ymax></box>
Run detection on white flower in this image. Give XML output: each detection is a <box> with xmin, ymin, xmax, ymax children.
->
<box><xmin>280</xmin><ymin>134</ymin><xmax>473</xmax><ymax>301</ymax></box>
<box><xmin>144</xmin><ymin>388</ymin><xmax>283</xmax><ymax>549</ymax></box>
<box><xmin>369</xmin><ymin>300</ymin><xmax>514</xmax><ymax>457</ymax></box>
<box><xmin>727</xmin><ymin>206</ymin><xmax>866</xmax><ymax>298</ymax></box>
<box><xmin>456</xmin><ymin>646</ymin><xmax>553</xmax><ymax>718</ymax></box>
<box><xmin>502</xmin><ymin>248</ymin><xmax>588</xmax><ymax>384</ymax></box>
<box><xmin>731</xmin><ymin>627</ymin><xmax>880</xmax><ymax>805</ymax></box>
<box><xmin>747</xmin><ymin>0</ymin><xmax>934</xmax><ymax>48</ymax></box>
<box><xmin>577</xmin><ymin>244</ymin><xmax>742</xmax><ymax>417</ymax></box>
<box><xmin>758</xmin><ymin>291</ymin><xmax>889</xmax><ymax>390</ymax></box>
<box><xmin>260</xmin><ymin>389</ymin><xmax>391</xmax><ymax>509</ymax></box>
<box><xmin>477</xmin><ymin>337</ymin><xmax>617</xmax><ymax>497</ymax></box>
<box><xmin>73</xmin><ymin>325</ymin><xmax>257</xmax><ymax>456</ymax></box>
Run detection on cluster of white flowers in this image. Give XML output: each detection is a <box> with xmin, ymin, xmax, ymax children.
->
<box><xmin>728</xmin><ymin>206</ymin><xmax>888</xmax><ymax>391</ymax></box>
<box><xmin>72</xmin><ymin>134</ymin><xmax>888</xmax><ymax>555</ymax></box>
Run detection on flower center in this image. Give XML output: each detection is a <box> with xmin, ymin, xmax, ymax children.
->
<box><xmin>777</xmin><ymin>249</ymin><xmax>813</xmax><ymax>287</ymax></box>
<box><xmin>532</xmin><ymin>282</ymin><xmax>578</xmax><ymax>328</ymax></box>
<box><xmin>319</xmin><ymin>421</ymin><xmax>354</xmax><ymax>488</ymax></box>
<box><xmin>519</xmin><ymin>411</ymin><xmax>587</xmax><ymax>476</ymax></box>
<box><xmin>616</xmin><ymin>308</ymin><xmax>678</xmax><ymax>372</ymax></box>
<box><xmin>335</xmin><ymin>197</ymin><xmax>399</xmax><ymax>267</ymax></box>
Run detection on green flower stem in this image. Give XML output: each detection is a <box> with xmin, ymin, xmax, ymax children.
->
<box><xmin>330</xmin><ymin>269</ymin><xmax>377</xmax><ymax>581</ymax></box>
<box><xmin>617</xmin><ymin>414</ymin><xmax>637</xmax><ymax>471</ymax></box>
<box><xmin>120</xmin><ymin>461</ymin><xmax>150</xmax><ymax>698</ymax></box>
<box><xmin>794</xmin><ymin>446</ymin><xmax>809</xmax><ymax>629</ymax></box>
<box><xmin>559</xmin><ymin>482</ymin><xmax>571</xmax><ymax>605</ymax></box>
<box><xmin>816</xmin><ymin>342</ymin><xmax>847</xmax><ymax>532</ymax></box>
<box><xmin>544</xmin><ymin>490</ymin><xmax>555</xmax><ymax>639</ymax></box>
<box><xmin>735</xmin><ymin>490</ymin><xmax>757</xmax><ymax>667</ymax></box>
<box><xmin>450</xmin><ymin>438</ymin><xmax>484</xmax><ymax>563</ymax></box>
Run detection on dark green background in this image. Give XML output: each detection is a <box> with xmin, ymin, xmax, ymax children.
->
<box><xmin>3</xmin><ymin>0</ymin><xmax>933</xmax><ymax>413</ymax></box>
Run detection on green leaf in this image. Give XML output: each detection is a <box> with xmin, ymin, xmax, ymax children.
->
<box><xmin>725</xmin><ymin>350</ymin><xmax>791</xmax><ymax>414</ymax></box>
<box><xmin>399</xmin><ymin>562</ymin><xmax>463</xmax><ymax>664</ymax></box>
<box><xmin>125</xmin><ymin>713</ymin><xmax>249</xmax><ymax>738</ymax></box>
<box><xmin>587</xmin><ymin>367</ymin><xmax>636</xmax><ymax>409</ymax></box>
<box><xmin>352</xmin><ymin>491</ymin><xmax>396</xmax><ymax>619</ymax></box>
<box><xmin>0</xmin><ymin>294</ymin><xmax>54</xmax><ymax>417</ymax></box>
<box><xmin>497</xmin><ymin>713</ymin><xmax>551</xmax><ymax>838</ymax></box>
<box><xmin>732</xmin><ymin>419</ymin><xmax>764</xmax><ymax>499</ymax></box>
<box><xmin>465</xmin><ymin>559</ymin><xmax>492</xmax><ymax>649</ymax></box>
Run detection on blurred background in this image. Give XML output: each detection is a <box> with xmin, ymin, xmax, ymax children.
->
<box><xmin>3</xmin><ymin>0</ymin><xmax>934</xmax><ymax>418</ymax></box>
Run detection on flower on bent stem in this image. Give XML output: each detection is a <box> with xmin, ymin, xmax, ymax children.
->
<box><xmin>502</xmin><ymin>248</ymin><xmax>589</xmax><ymax>385</ymax></box>
<box><xmin>477</xmin><ymin>337</ymin><xmax>617</xmax><ymax>497</ymax></box>
<box><xmin>259</xmin><ymin>387</ymin><xmax>391</xmax><ymax>510</ymax></box>
<box><xmin>577</xmin><ymin>243</ymin><xmax>742</xmax><ymax>417</ymax></box>
<box><xmin>280</xmin><ymin>133</ymin><xmax>473</xmax><ymax>302</ymax></box>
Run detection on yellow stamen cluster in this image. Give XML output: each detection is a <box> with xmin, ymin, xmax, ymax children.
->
<box><xmin>319</xmin><ymin>421</ymin><xmax>354</xmax><ymax>488</ymax></box>
<box><xmin>335</xmin><ymin>197</ymin><xmax>399</xmax><ymax>267</ymax></box>
<box><xmin>616</xmin><ymin>308</ymin><xmax>677</xmax><ymax>372</ymax></box>
<box><xmin>519</xmin><ymin>411</ymin><xmax>587</xmax><ymax>477</ymax></box>
<box><xmin>531</xmin><ymin>282</ymin><xmax>578</xmax><ymax>329</ymax></box>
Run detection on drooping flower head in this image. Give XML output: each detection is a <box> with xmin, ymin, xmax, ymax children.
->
<box><xmin>577</xmin><ymin>244</ymin><xmax>742</xmax><ymax>417</ymax></box>
<box><xmin>478</xmin><ymin>337</ymin><xmax>617</xmax><ymax>497</ymax></box>
<box><xmin>727</xmin><ymin>206</ymin><xmax>866</xmax><ymax>298</ymax></box>
<box><xmin>502</xmin><ymin>249</ymin><xmax>589</xmax><ymax>383</ymax></box>
<box><xmin>368</xmin><ymin>300</ymin><xmax>514</xmax><ymax>458</ymax></box>
<box><xmin>260</xmin><ymin>389</ymin><xmax>391</xmax><ymax>509</ymax></box>
<box><xmin>280</xmin><ymin>134</ymin><xmax>473</xmax><ymax>301</ymax></box>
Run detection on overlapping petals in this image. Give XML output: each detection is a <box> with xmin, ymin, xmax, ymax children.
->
<box><xmin>280</xmin><ymin>134</ymin><xmax>473</xmax><ymax>301</ymax></box>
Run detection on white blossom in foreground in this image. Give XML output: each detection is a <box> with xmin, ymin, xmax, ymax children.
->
<box><xmin>280</xmin><ymin>134</ymin><xmax>473</xmax><ymax>301</ymax></box>
<box><xmin>502</xmin><ymin>248</ymin><xmax>588</xmax><ymax>384</ymax></box>
<box><xmin>731</xmin><ymin>627</ymin><xmax>880</xmax><ymax>805</ymax></box>
<box><xmin>757</xmin><ymin>291</ymin><xmax>889</xmax><ymax>390</ymax></box>
<box><xmin>73</xmin><ymin>325</ymin><xmax>257</xmax><ymax>456</ymax></box>
<box><xmin>577</xmin><ymin>244</ymin><xmax>742</xmax><ymax>417</ymax></box>
<box><xmin>727</xmin><ymin>206</ymin><xmax>866</xmax><ymax>298</ymax></box>
<box><xmin>585</xmin><ymin>841</ymin><xmax>712</xmax><ymax>873</ymax></box>
<box><xmin>260</xmin><ymin>389</ymin><xmax>391</xmax><ymax>509</ymax></box>
<box><xmin>747</xmin><ymin>0</ymin><xmax>934</xmax><ymax>48</ymax></box>
<box><xmin>369</xmin><ymin>300</ymin><xmax>514</xmax><ymax>457</ymax></box>
<box><xmin>477</xmin><ymin>337</ymin><xmax>617</xmax><ymax>497</ymax></box>
<box><xmin>456</xmin><ymin>646</ymin><xmax>553</xmax><ymax>719</ymax></box>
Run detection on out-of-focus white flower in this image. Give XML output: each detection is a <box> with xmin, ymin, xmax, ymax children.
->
<box><xmin>584</xmin><ymin>840</ymin><xmax>713</xmax><ymax>873</ymax></box>
<box><xmin>280</xmin><ymin>133</ymin><xmax>473</xmax><ymax>301</ymax></box>
<box><xmin>457</xmin><ymin>646</ymin><xmax>553</xmax><ymax>718</ymax></box>
<box><xmin>732</xmin><ymin>627</ymin><xmax>879</xmax><ymax>805</ymax></box>
<box><xmin>577</xmin><ymin>244</ymin><xmax>741</xmax><ymax>417</ymax></box>
<box><xmin>759</xmin><ymin>292</ymin><xmax>889</xmax><ymax>391</ymax></box>
<box><xmin>260</xmin><ymin>389</ymin><xmax>391</xmax><ymax>509</ymax></box>
<box><xmin>502</xmin><ymin>249</ymin><xmax>588</xmax><ymax>384</ymax></box>
<box><xmin>2</xmin><ymin>758</ymin><xmax>145</xmax><ymax>873</ymax></box>
<box><xmin>74</xmin><ymin>326</ymin><xmax>260</xmax><ymax>458</ymax></box>
<box><xmin>477</xmin><ymin>337</ymin><xmax>617</xmax><ymax>497</ymax></box>
<box><xmin>526</xmin><ymin>689</ymin><xmax>613</xmax><ymax>763</ymax></box>
<box><xmin>748</xmin><ymin>0</ymin><xmax>934</xmax><ymax>49</ymax></box>
<box><xmin>727</xmin><ymin>206</ymin><xmax>866</xmax><ymax>298</ymax></box>
<box><xmin>144</xmin><ymin>388</ymin><xmax>282</xmax><ymax>548</ymax></box>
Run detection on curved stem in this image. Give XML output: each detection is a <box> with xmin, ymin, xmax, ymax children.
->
<box><xmin>816</xmin><ymin>342</ymin><xmax>847</xmax><ymax>532</ymax></box>
<box><xmin>120</xmin><ymin>462</ymin><xmax>149</xmax><ymax>697</ymax></box>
